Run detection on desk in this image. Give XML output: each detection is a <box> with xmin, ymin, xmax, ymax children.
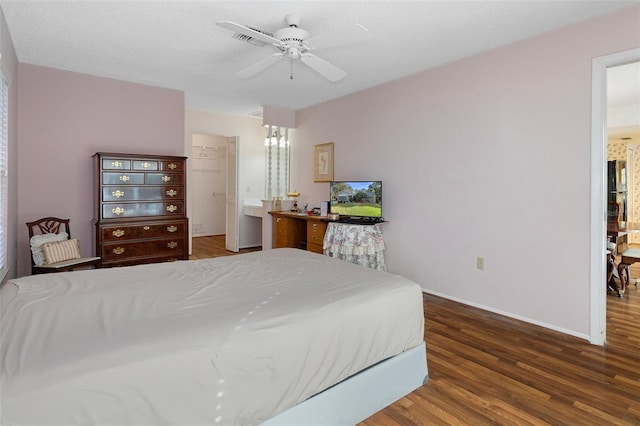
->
<box><xmin>270</xmin><ymin>211</ymin><xmax>328</xmax><ymax>254</ymax></box>
<box><xmin>323</xmin><ymin>222</ymin><xmax>386</xmax><ymax>271</ymax></box>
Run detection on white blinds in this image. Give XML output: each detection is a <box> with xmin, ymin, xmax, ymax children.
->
<box><xmin>0</xmin><ymin>75</ymin><xmax>7</xmax><ymax>272</ymax></box>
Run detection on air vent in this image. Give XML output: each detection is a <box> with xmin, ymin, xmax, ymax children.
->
<box><xmin>621</xmin><ymin>137</ymin><xmax>633</xmax><ymax>141</ymax></box>
<box><xmin>232</xmin><ymin>26</ymin><xmax>274</xmax><ymax>47</ymax></box>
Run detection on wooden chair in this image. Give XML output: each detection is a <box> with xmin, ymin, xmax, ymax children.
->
<box><xmin>26</xmin><ymin>217</ymin><xmax>100</xmax><ymax>274</ymax></box>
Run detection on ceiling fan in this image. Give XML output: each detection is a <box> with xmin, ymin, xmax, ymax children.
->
<box><xmin>216</xmin><ymin>14</ymin><xmax>371</xmax><ymax>82</ymax></box>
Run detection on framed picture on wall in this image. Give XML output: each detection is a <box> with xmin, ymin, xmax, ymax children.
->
<box><xmin>314</xmin><ymin>142</ymin><xmax>334</xmax><ymax>182</ymax></box>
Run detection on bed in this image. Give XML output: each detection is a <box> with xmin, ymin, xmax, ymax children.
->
<box><xmin>0</xmin><ymin>248</ymin><xmax>427</xmax><ymax>425</ymax></box>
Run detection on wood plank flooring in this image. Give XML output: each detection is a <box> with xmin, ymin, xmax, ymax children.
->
<box><xmin>192</xmin><ymin>236</ymin><xmax>640</xmax><ymax>425</ymax></box>
<box><xmin>189</xmin><ymin>234</ymin><xmax>261</xmax><ymax>260</ymax></box>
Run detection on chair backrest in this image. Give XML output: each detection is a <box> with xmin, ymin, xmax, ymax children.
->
<box><xmin>26</xmin><ymin>217</ymin><xmax>72</xmax><ymax>239</ymax></box>
<box><xmin>26</xmin><ymin>217</ymin><xmax>72</xmax><ymax>273</ymax></box>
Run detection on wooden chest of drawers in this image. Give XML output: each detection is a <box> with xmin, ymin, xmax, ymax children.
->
<box><xmin>307</xmin><ymin>221</ymin><xmax>328</xmax><ymax>254</ymax></box>
<box><xmin>271</xmin><ymin>212</ymin><xmax>328</xmax><ymax>253</ymax></box>
<box><xmin>273</xmin><ymin>215</ymin><xmax>306</xmax><ymax>249</ymax></box>
<box><xmin>94</xmin><ymin>152</ymin><xmax>189</xmax><ymax>268</ymax></box>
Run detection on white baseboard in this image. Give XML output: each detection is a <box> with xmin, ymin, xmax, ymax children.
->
<box><xmin>421</xmin><ymin>289</ymin><xmax>590</xmax><ymax>342</ymax></box>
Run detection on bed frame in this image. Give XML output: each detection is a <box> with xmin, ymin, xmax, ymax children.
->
<box><xmin>263</xmin><ymin>342</ymin><xmax>428</xmax><ymax>425</ymax></box>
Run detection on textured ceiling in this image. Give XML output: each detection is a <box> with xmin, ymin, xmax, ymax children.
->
<box><xmin>1</xmin><ymin>0</ymin><xmax>637</xmax><ymax>118</ymax></box>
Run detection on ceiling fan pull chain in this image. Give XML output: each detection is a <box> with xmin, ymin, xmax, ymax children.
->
<box><xmin>290</xmin><ymin>57</ymin><xmax>294</xmax><ymax>80</ymax></box>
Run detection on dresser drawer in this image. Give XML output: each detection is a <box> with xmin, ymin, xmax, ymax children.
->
<box><xmin>101</xmin><ymin>254</ymin><xmax>184</xmax><ymax>268</ymax></box>
<box><xmin>100</xmin><ymin>221</ymin><xmax>186</xmax><ymax>242</ymax></box>
<box><xmin>102</xmin><ymin>201</ymin><xmax>185</xmax><ymax>219</ymax></box>
<box><xmin>307</xmin><ymin>221</ymin><xmax>327</xmax><ymax>246</ymax></box>
<box><xmin>103</xmin><ymin>172</ymin><xmax>145</xmax><ymax>185</ymax></box>
<box><xmin>307</xmin><ymin>242</ymin><xmax>324</xmax><ymax>254</ymax></box>
<box><xmin>146</xmin><ymin>173</ymin><xmax>184</xmax><ymax>186</ymax></box>
<box><xmin>101</xmin><ymin>238</ymin><xmax>186</xmax><ymax>261</ymax></box>
<box><xmin>132</xmin><ymin>160</ymin><xmax>159</xmax><ymax>171</ymax></box>
<box><xmin>102</xmin><ymin>158</ymin><xmax>131</xmax><ymax>170</ymax></box>
<box><xmin>160</xmin><ymin>160</ymin><xmax>184</xmax><ymax>172</ymax></box>
<box><xmin>102</xmin><ymin>186</ymin><xmax>184</xmax><ymax>202</ymax></box>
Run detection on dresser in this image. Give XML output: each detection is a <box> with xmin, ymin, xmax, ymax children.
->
<box><xmin>93</xmin><ymin>152</ymin><xmax>189</xmax><ymax>268</ymax></box>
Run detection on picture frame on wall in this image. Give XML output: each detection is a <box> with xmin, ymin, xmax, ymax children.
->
<box><xmin>314</xmin><ymin>142</ymin><xmax>334</xmax><ymax>182</ymax></box>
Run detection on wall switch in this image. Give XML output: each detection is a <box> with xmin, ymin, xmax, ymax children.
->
<box><xmin>246</xmin><ymin>186</ymin><xmax>251</xmax><ymax>192</ymax></box>
<box><xmin>476</xmin><ymin>257</ymin><xmax>485</xmax><ymax>270</ymax></box>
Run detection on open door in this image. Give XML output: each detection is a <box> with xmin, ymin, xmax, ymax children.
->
<box><xmin>226</xmin><ymin>136</ymin><xmax>239</xmax><ymax>252</ymax></box>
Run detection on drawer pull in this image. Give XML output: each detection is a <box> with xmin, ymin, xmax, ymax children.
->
<box><xmin>112</xmin><ymin>207</ymin><xmax>125</xmax><ymax>215</ymax></box>
<box><xmin>141</xmin><ymin>162</ymin><xmax>151</xmax><ymax>169</ymax></box>
<box><xmin>276</xmin><ymin>218</ymin><xmax>281</xmax><ymax>223</ymax></box>
<box><xmin>312</xmin><ymin>224</ymin><xmax>318</xmax><ymax>230</ymax></box>
<box><xmin>119</xmin><ymin>175</ymin><xmax>130</xmax><ymax>182</ymax></box>
<box><xmin>167</xmin><ymin>225</ymin><xmax>178</xmax><ymax>233</ymax></box>
<box><xmin>111</xmin><ymin>161</ymin><xmax>123</xmax><ymax>168</ymax></box>
<box><xmin>143</xmin><ymin>226</ymin><xmax>151</xmax><ymax>231</ymax></box>
<box><xmin>112</xmin><ymin>189</ymin><xmax>125</xmax><ymax>198</ymax></box>
<box><xmin>112</xmin><ymin>247</ymin><xmax>125</xmax><ymax>255</ymax></box>
<box><xmin>112</xmin><ymin>229</ymin><xmax>125</xmax><ymax>237</ymax></box>
<box><xmin>168</xmin><ymin>163</ymin><xmax>177</xmax><ymax>170</ymax></box>
<box><xmin>167</xmin><ymin>205</ymin><xmax>177</xmax><ymax>213</ymax></box>
<box><xmin>162</xmin><ymin>175</ymin><xmax>171</xmax><ymax>183</ymax></box>
<box><xmin>166</xmin><ymin>189</ymin><xmax>177</xmax><ymax>197</ymax></box>
<box><xmin>167</xmin><ymin>241</ymin><xmax>178</xmax><ymax>249</ymax></box>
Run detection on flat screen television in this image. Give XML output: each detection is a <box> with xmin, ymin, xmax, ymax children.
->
<box><xmin>329</xmin><ymin>180</ymin><xmax>382</xmax><ymax>222</ymax></box>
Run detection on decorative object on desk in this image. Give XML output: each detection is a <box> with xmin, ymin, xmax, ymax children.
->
<box><xmin>272</xmin><ymin>196</ymin><xmax>283</xmax><ymax>211</ymax></box>
<box><xmin>327</xmin><ymin>212</ymin><xmax>340</xmax><ymax>221</ymax></box>
<box><xmin>320</xmin><ymin>201</ymin><xmax>329</xmax><ymax>216</ymax></box>
<box><xmin>287</xmin><ymin>191</ymin><xmax>300</xmax><ymax>212</ymax></box>
<box><xmin>314</xmin><ymin>142</ymin><xmax>334</xmax><ymax>182</ymax></box>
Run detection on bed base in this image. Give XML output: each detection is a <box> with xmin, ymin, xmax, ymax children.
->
<box><xmin>262</xmin><ymin>341</ymin><xmax>428</xmax><ymax>426</ymax></box>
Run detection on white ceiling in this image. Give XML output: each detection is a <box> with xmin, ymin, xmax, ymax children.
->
<box><xmin>1</xmin><ymin>0</ymin><xmax>637</xmax><ymax>118</ymax></box>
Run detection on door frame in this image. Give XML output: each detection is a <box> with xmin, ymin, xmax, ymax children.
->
<box><xmin>590</xmin><ymin>48</ymin><xmax>640</xmax><ymax>345</ymax></box>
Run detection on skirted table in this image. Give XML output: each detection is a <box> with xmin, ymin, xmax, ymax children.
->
<box><xmin>323</xmin><ymin>222</ymin><xmax>386</xmax><ymax>271</ymax></box>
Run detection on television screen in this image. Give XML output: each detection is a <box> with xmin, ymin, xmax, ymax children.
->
<box><xmin>329</xmin><ymin>181</ymin><xmax>382</xmax><ymax>219</ymax></box>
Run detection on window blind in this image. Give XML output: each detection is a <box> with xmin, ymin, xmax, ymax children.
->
<box><xmin>0</xmin><ymin>75</ymin><xmax>8</xmax><ymax>272</ymax></box>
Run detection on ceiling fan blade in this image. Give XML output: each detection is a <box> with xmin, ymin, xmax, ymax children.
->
<box><xmin>236</xmin><ymin>52</ymin><xmax>285</xmax><ymax>78</ymax></box>
<box><xmin>216</xmin><ymin>21</ymin><xmax>280</xmax><ymax>46</ymax></box>
<box><xmin>305</xmin><ymin>24</ymin><xmax>370</xmax><ymax>50</ymax></box>
<box><xmin>300</xmin><ymin>53</ymin><xmax>346</xmax><ymax>82</ymax></box>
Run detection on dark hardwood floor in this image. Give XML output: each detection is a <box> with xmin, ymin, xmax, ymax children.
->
<box><xmin>192</xmin><ymin>236</ymin><xmax>640</xmax><ymax>425</ymax></box>
<box><xmin>189</xmin><ymin>234</ymin><xmax>261</xmax><ymax>260</ymax></box>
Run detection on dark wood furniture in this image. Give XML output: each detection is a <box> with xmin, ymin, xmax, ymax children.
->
<box><xmin>26</xmin><ymin>217</ymin><xmax>100</xmax><ymax>274</ymax></box>
<box><xmin>270</xmin><ymin>211</ymin><xmax>328</xmax><ymax>254</ymax></box>
<box><xmin>93</xmin><ymin>152</ymin><xmax>189</xmax><ymax>268</ymax></box>
<box><xmin>616</xmin><ymin>248</ymin><xmax>640</xmax><ymax>298</ymax></box>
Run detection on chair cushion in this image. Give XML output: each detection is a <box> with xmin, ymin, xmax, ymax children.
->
<box><xmin>41</xmin><ymin>239</ymin><xmax>81</xmax><ymax>265</ymax></box>
<box><xmin>30</xmin><ymin>232</ymin><xmax>69</xmax><ymax>266</ymax></box>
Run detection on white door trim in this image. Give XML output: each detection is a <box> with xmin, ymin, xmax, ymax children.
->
<box><xmin>590</xmin><ymin>48</ymin><xmax>640</xmax><ymax>345</ymax></box>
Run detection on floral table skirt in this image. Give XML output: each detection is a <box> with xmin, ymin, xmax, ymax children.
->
<box><xmin>323</xmin><ymin>223</ymin><xmax>386</xmax><ymax>271</ymax></box>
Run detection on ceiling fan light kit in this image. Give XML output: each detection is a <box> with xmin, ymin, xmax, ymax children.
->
<box><xmin>216</xmin><ymin>14</ymin><xmax>370</xmax><ymax>82</ymax></box>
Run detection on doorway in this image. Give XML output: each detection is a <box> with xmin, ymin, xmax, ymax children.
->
<box><xmin>591</xmin><ymin>48</ymin><xmax>640</xmax><ymax>345</ymax></box>
<box><xmin>191</xmin><ymin>134</ymin><xmax>228</xmax><ymax>238</ymax></box>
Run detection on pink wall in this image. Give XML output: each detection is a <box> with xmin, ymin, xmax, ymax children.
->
<box><xmin>293</xmin><ymin>6</ymin><xmax>640</xmax><ymax>338</ymax></box>
<box><xmin>17</xmin><ymin>64</ymin><xmax>184</xmax><ymax>277</ymax></box>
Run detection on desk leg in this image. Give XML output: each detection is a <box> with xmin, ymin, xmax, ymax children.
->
<box><xmin>616</xmin><ymin>263</ymin><xmax>628</xmax><ymax>298</ymax></box>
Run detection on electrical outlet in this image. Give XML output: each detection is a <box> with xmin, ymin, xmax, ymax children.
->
<box><xmin>476</xmin><ymin>257</ymin><xmax>485</xmax><ymax>271</ymax></box>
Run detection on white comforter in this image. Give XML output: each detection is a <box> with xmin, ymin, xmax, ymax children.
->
<box><xmin>0</xmin><ymin>248</ymin><xmax>424</xmax><ymax>425</ymax></box>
